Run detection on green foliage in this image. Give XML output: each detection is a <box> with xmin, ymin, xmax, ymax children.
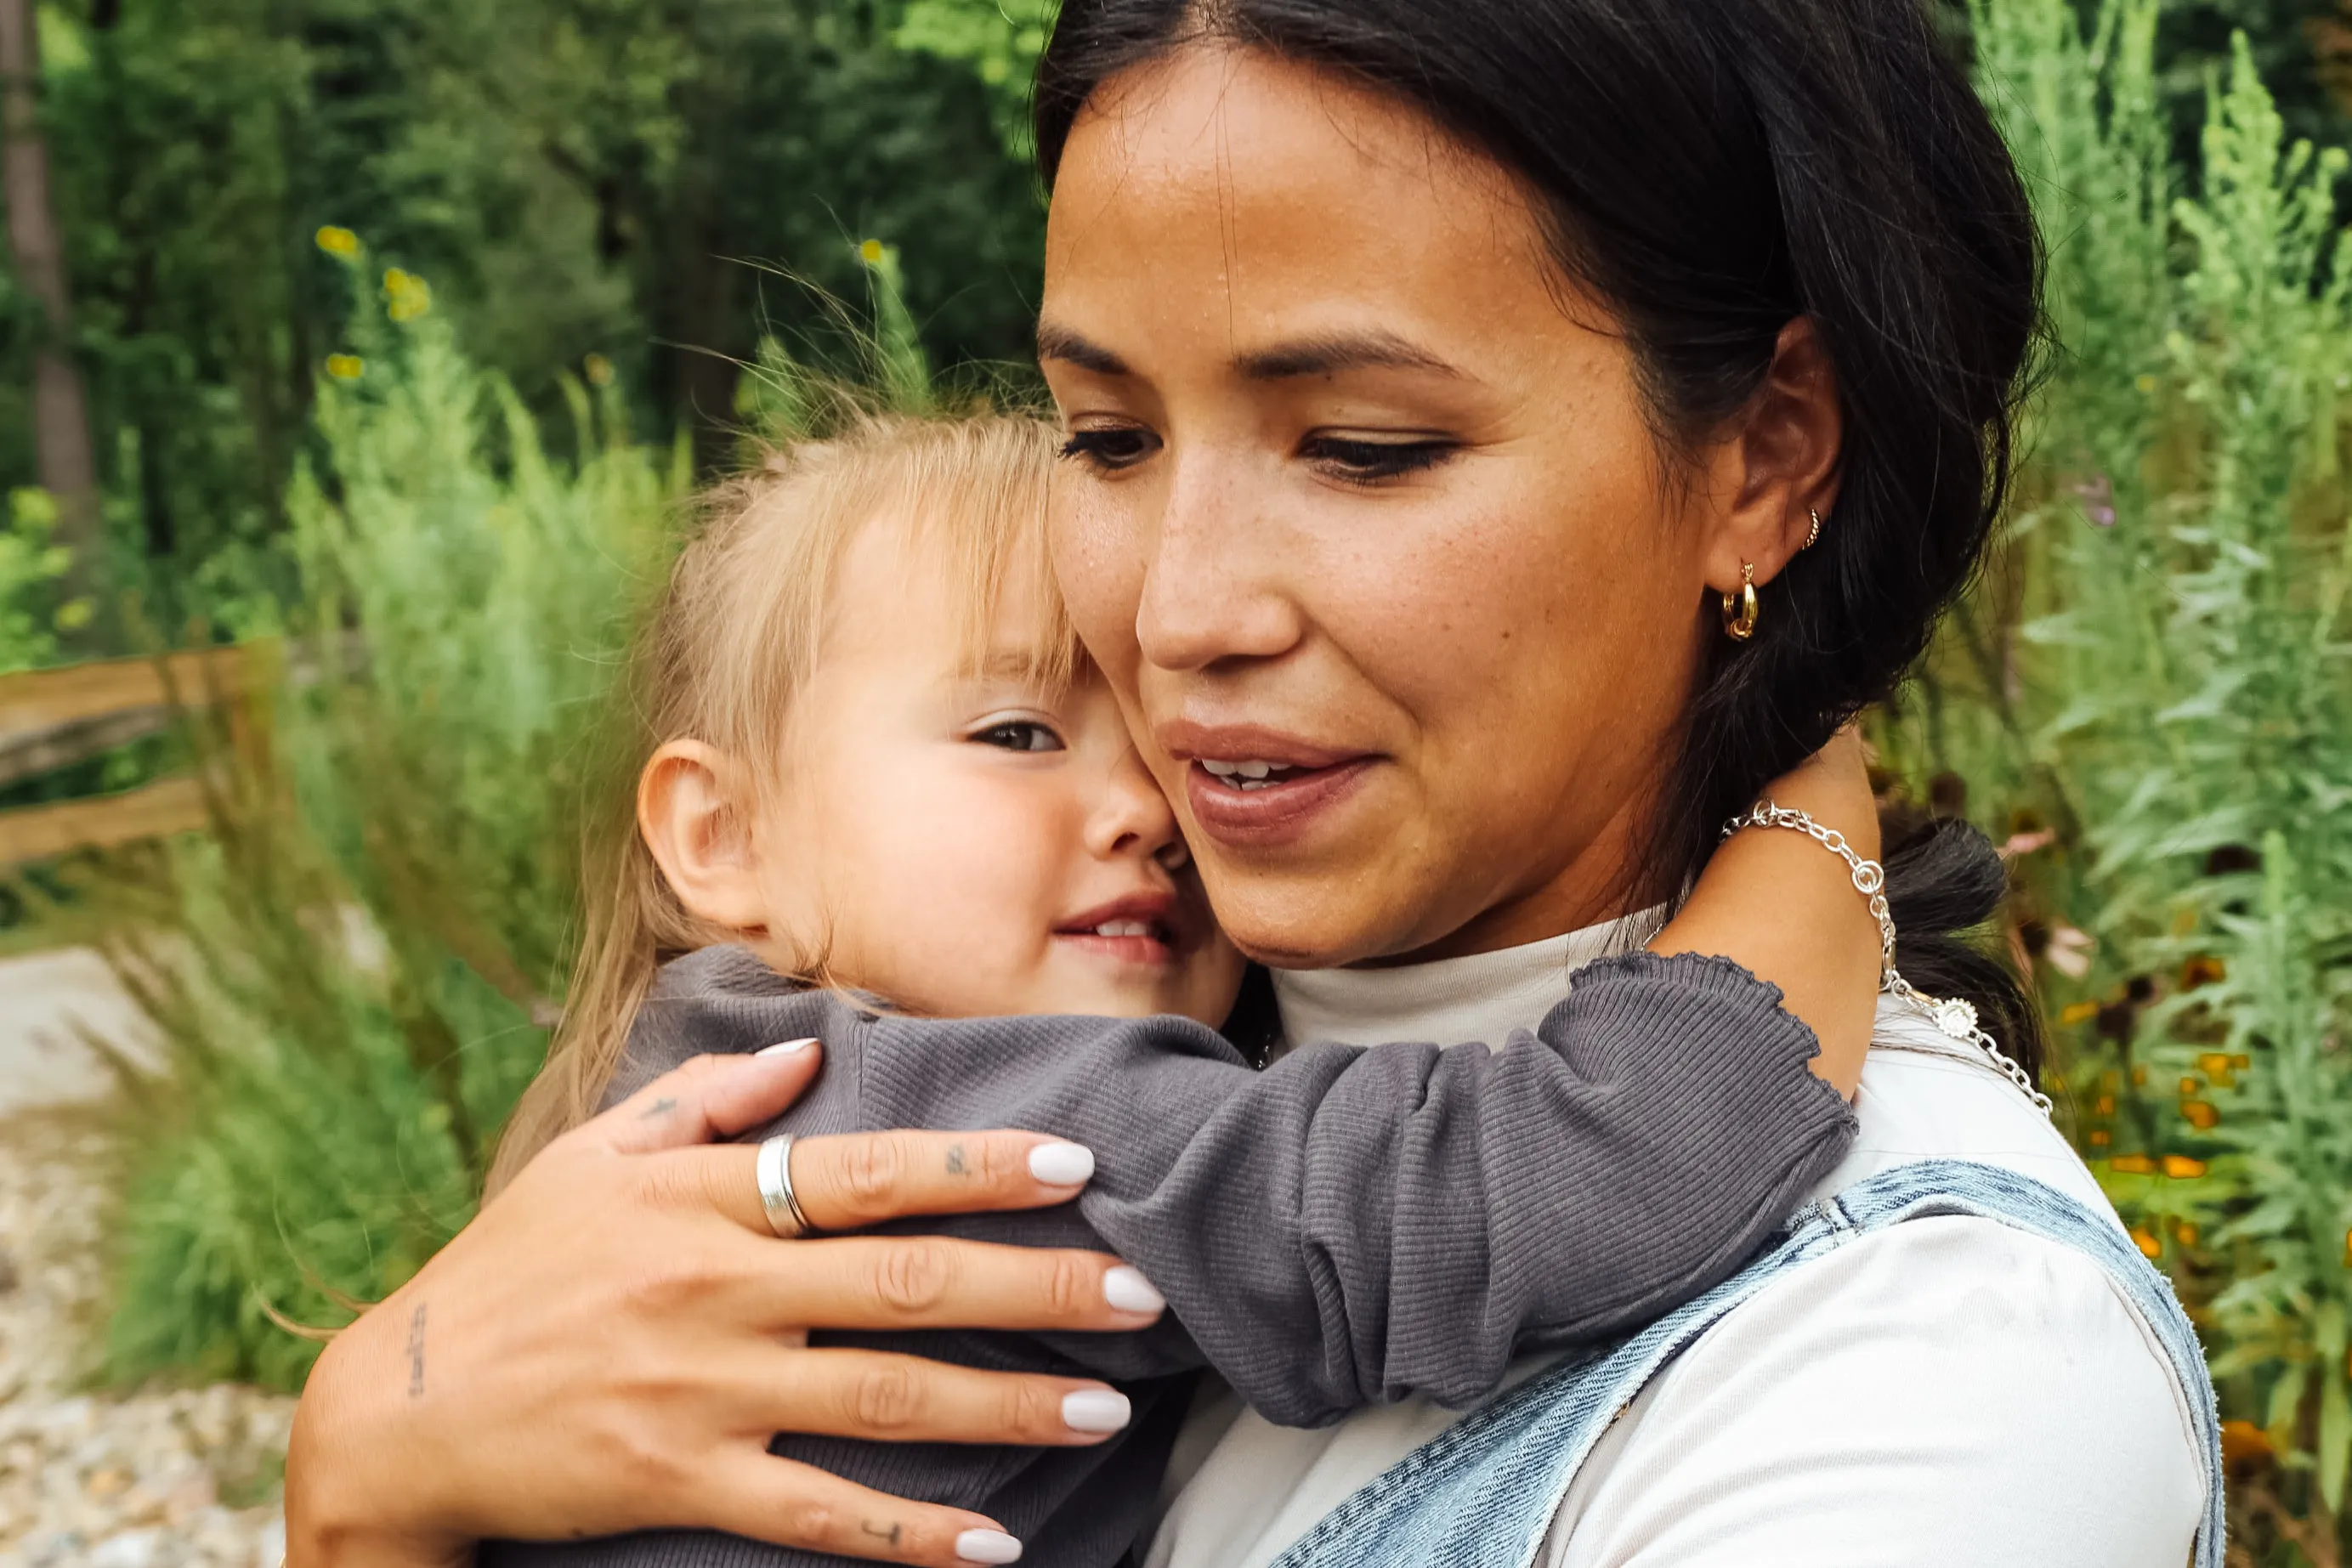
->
<box><xmin>0</xmin><ymin>486</ymin><xmax>76</xmax><ymax>671</ymax></box>
<box><xmin>1894</xmin><ymin>0</ymin><xmax>2352</xmax><ymax>1537</ymax></box>
<box><xmin>91</xmin><ymin>265</ymin><xmax>677</xmax><ymax>1389</ymax></box>
<box><xmin>894</xmin><ymin>0</ymin><xmax>1058</xmax><ymax>156</ymax></box>
<box><xmin>7</xmin><ymin>0</ymin><xmax>1042</xmax><ymax>631</ymax></box>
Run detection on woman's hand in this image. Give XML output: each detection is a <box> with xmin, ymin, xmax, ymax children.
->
<box><xmin>284</xmin><ymin>1044</ymin><xmax>1164</xmax><ymax>1568</ymax></box>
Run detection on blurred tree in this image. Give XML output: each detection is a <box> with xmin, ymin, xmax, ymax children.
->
<box><xmin>0</xmin><ymin>0</ymin><xmax>98</xmax><ymax>620</ymax></box>
<box><xmin>0</xmin><ymin>0</ymin><xmax>1043</xmax><ymax>631</ymax></box>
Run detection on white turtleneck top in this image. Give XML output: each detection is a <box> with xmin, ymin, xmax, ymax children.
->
<box><xmin>1146</xmin><ymin>919</ymin><xmax>2204</xmax><ymax>1568</ymax></box>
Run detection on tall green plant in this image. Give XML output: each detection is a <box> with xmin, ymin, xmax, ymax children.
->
<box><xmin>94</xmin><ymin>254</ymin><xmax>678</xmax><ymax>1388</ymax></box>
<box><xmin>1906</xmin><ymin>0</ymin><xmax>2352</xmax><ymax>1537</ymax></box>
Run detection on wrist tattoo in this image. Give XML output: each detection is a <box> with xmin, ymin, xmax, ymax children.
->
<box><xmin>406</xmin><ymin>1301</ymin><xmax>428</xmax><ymax>1399</ymax></box>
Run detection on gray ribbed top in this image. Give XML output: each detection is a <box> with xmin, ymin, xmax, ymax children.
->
<box><xmin>485</xmin><ymin>948</ymin><xmax>1855</xmax><ymax>1568</ymax></box>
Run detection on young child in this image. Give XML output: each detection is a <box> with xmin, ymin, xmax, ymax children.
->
<box><xmin>485</xmin><ymin>410</ymin><xmax>1882</xmax><ymax>1568</ymax></box>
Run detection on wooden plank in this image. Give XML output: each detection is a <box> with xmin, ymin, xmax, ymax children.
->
<box><xmin>0</xmin><ymin>645</ymin><xmax>252</xmax><ymax>738</ymax></box>
<box><xmin>0</xmin><ymin>705</ymin><xmax>175</xmax><ymax>790</ymax></box>
<box><xmin>0</xmin><ymin>775</ymin><xmax>210</xmax><ymax>868</ymax></box>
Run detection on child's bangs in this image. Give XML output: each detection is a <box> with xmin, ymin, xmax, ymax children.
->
<box><xmin>894</xmin><ymin>416</ymin><xmax>1082</xmax><ymax>693</ymax></box>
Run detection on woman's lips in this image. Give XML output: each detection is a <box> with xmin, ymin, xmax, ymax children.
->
<box><xmin>1182</xmin><ymin>756</ymin><xmax>1376</xmax><ymax>847</ymax></box>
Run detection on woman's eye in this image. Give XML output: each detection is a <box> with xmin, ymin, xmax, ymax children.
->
<box><xmin>972</xmin><ymin>720</ymin><xmax>1066</xmax><ymax>753</ymax></box>
<box><xmin>1059</xmin><ymin>426</ymin><xmax>1159</xmax><ymax>473</ymax></box>
<box><xmin>1300</xmin><ymin>434</ymin><xmax>1459</xmax><ymax>483</ymax></box>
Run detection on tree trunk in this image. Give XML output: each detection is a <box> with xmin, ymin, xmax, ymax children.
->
<box><xmin>0</xmin><ymin>0</ymin><xmax>102</xmax><ymax>611</ymax></box>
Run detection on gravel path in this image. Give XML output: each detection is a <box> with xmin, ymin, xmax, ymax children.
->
<box><xmin>0</xmin><ymin>1107</ymin><xmax>292</xmax><ymax>1568</ymax></box>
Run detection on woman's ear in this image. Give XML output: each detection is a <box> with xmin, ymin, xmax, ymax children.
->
<box><xmin>637</xmin><ymin>741</ymin><xmax>769</xmax><ymax>933</ymax></box>
<box><xmin>1698</xmin><ymin>315</ymin><xmax>1843</xmax><ymax>597</ymax></box>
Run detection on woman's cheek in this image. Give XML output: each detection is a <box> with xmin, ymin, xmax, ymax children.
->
<box><xmin>1048</xmin><ymin>481</ymin><xmax>1151</xmax><ymax>688</ymax></box>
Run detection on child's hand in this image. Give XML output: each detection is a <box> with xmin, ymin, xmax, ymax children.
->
<box><xmin>1649</xmin><ymin>727</ymin><xmax>1884</xmax><ymax>1099</ymax></box>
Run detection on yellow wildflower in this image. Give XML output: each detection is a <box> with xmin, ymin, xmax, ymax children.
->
<box><xmin>315</xmin><ymin>225</ymin><xmax>360</xmax><ymax>260</ymax></box>
<box><xmin>2130</xmin><ymin>1227</ymin><xmax>2162</xmax><ymax>1259</ymax></box>
<box><xmin>384</xmin><ymin>268</ymin><xmax>433</xmax><ymax>323</ymax></box>
<box><xmin>2060</xmin><ymin>1000</ymin><xmax>2100</xmax><ymax>1026</ymax></box>
<box><xmin>584</xmin><ymin>353</ymin><xmax>614</xmax><ymax>388</ymax></box>
<box><xmin>2180</xmin><ymin>1101</ymin><xmax>2219</xmax><ymax>1131</ymax></box>
<box><xmin>2108</xmin><ymin>1154</ymin><xmax>2156</xmax><ymax>1175</ymax></box>
<box><xmin>2134</xmin><ymin>373</ymin><xmax>2158</xmax><ymax>393</ymax></box>
<box><xmin>325</xmin><ymin>354</ymin><xmax>364</xmax><ymax>382</ymax></box>
<box><xmin>2160</xmin><ymin>1155</ymin><xmax>2207</xmax><ymax>1180</ymax></box>
<box><xmin>858</xmin><ymin>238</ymin><xmax>887</xmax><ymax>265</ymax></box>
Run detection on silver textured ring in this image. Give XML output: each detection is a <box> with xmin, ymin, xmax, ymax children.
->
<box><xmin>756</xmin><ymin>1133</ymin><xmax>818</xmax><ymax>1239</ymax></box>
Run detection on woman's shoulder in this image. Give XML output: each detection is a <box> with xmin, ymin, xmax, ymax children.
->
<box><xmin>1548</xmin><ymin>1210</ymin><xmax>2205</xmax><ymax>1566</ymax></box>
<box><xmin>1812</xmin><ymin>996</ymin><xmax>2116</xmax><ymax>1221</ymax></box>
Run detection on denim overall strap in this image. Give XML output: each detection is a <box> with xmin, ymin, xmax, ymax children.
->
<box><xmin>1266</xmin><ymin>1158</ymin><xmax>2223</xmax><ymax>1568</ymax></box>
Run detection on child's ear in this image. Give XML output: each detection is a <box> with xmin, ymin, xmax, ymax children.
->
<box><xmin>638</xmin><ymin>741</ymin><xmax>769</xmax><ymax>932</ymax></box>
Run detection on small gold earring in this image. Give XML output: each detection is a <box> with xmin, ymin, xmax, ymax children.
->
<box><xmin>1803</xmin><ymin>508</ymin><xmax>1823</xmax><ymax>550</ymax></box>
<box><xmin>1721</xmin><ymin>563</ymin><xmax>1759</xmax><ymax>642</ymax></box>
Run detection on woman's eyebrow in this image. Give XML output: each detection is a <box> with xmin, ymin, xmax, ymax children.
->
<box><xmin>1232</xmin><ymin>331</ymin><xmax>1467</xmax><ymax>382</ymax></box>
<box><xmin>1035</xmin><ymin>320</ymin><xmax>1465</xmax><ymax>382</ymax></box>
<box><xmin>1036</xmin><ymin>320</ymin><xmax>1129</xmax><ymax>375</ymax></box>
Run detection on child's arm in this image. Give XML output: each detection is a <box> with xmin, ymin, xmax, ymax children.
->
<box><xmin>1649</xmin><ymin>727</ymin><xmax>1883</xmax><ymax>1098</ymax></box>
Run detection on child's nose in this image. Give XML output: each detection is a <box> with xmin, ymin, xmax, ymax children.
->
<box><xmin>1088</xmin><ymin>748</ymin><xmax>1183</xmax><ymax>866</ymax></box>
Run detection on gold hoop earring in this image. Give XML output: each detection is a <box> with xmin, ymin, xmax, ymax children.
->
<box><xmin>1721</xmin><ymin>563</ymin><xmax>1759</xmax><ymax>642</ymax></box>
<box><xmin>1803</xmin><ymin>509</ymin><xmax>1823</xmax><ymax>550</ymax></box>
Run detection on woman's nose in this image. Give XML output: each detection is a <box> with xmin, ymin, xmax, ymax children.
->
<box><xmin>1087</xmin><ymin>746</ymin><xmax>1183</xmax><ymax>864</ymax></box>
<box><xmin>1135</xmin><ymin>456</ymin><xmax>1304</xmax><ymax>673</ymax></box>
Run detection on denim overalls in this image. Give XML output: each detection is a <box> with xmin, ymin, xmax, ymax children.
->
<box><xmin>1267</xmin><ymin>1159</ymin><xmax>2224</xmax><ymax>1568</ymax></box>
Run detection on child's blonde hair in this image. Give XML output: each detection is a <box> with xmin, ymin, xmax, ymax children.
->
<box><xmin>489</xmin><ymin>409</ymin><xmax>1068</xmax><ymax>1191</ymax></box>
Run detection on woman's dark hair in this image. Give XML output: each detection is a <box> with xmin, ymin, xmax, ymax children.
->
<box><xmin>1034</xmin><ymin>0</ymin><xmax>2048</xmax><ymax>1075</ymax></box>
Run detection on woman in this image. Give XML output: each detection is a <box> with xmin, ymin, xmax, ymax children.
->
<box><xmin>286</xmin><ymin>2</ymin><xmax>2215</xmax><ymax>1565</ymax></box>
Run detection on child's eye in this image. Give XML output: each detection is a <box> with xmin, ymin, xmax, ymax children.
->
<box><xmin>972</xmin><ymin>719</ymin><xmax>1066</xmax><ymax>753</ymax></box>
<box><xmin>1299</xmin><ymin>434</ymin><xmax>1459</xmax><ymax>484</ymax></box>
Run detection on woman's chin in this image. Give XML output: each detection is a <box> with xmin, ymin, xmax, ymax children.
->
<box><xmin>1200</xmin><ymin>869</ymin><xmax>1439</xmax><ymax>971</ymax></box>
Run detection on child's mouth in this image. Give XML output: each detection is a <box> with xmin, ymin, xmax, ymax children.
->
<box><xmin>1056</xmin><ymin>903</ymin><xmax>1181</xmax><ymax>966</ymax></box>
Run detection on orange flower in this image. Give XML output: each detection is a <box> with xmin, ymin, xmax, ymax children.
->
<box><xmin>2060</xmin><ymin>1000</ymin><xmax>2100</xmax><ymax>1026</ymax></box>
<box><xmin>2178</xmin><ymin>1075</ymin><xmax>2200</xmax><ymax>1097</ymax></box>
<box><xmin>2131</xmin><ymin>1227</ymin><xmax>2162</xmax><ymax>1259</ymax></box>
<box><xmin>2220</xmin><ymin>1421</ymin><xmax>2274</xmax><ymax>1470</ymax></box>
<box><xmin>2094</xmin><ymin>1095</ymin><xmax>2117</xmax><ymax>1116</ymax></box>
<box><xmin>2109</xmin><ymin>1154</ymin><xmax>2156</xmax><ymax>1175</ymax></box>
<box><xmin>2179</xmin><ymin>956</ymin><xmax>2226</xmax><ymax>991</ymax></box>
<box><xmin>2181</xmin><ymin>1101</ymin><xmax>2220</xmax><ymax>1130</ymax></box>
<box><xmin>2088</xmin><ymin>1129</ymin><xmax>2111</xmax><ymax>1147</ymax></box>
<box><xmin>2196</xmin><ymin>1053</ymin><xmax>2233</xmax><ymax>1076</ymax></box>
<box><xmin>2173</xmin><ymin>1220</ymin><xmax>2199</xmax><ymax>1247</ymax></box>
<box><xmin>2161</xmin><ymin>1155</ymin><xmax>2207</xmax><ymax>1180</ymax></box>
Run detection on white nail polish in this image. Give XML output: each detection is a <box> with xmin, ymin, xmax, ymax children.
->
<box><xmin>1061</xmin><ymin>1388</ymin><xmax>1133</xmax><ymax>1433</ymax></box>
<box><xmin>955</xmin><ymin>1528</ymin><xmax>1023</xmax><ymax>1564</ymax></box>
<box><xmin>757</xmin><ymin>1039</ymin><xmax>817</xmax><ymax>1057</ymax></box>
<box><xmin>1102</xmin><ymin>1266</ymin><xmax>1166</xmax><ymax>1316</ymax></box>
<box><xmin>1027</xmin><ymin>1142</ymin><xmax>1096</xmax><ymax>1186</ymax></box>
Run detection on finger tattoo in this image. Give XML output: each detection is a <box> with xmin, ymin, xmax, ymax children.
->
<box><xmin>406</xmin><ymin>1301</ymin><xmax>428</xmax><ymax>1398</ymax></box>
<box><xmin>945</xmin><ymin>1144</ymin><xmax>966</xmax><ymax>1176</ymax></box>
<box><xmin>861</xmin><ymin>1520</ymin><xmax>904</xmax><ymax>1545</ymax></box>
<box><xmin>638</xmin><ymin>1096</ymin><xmax>678</xmax><ymax>1120</ymax></box>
